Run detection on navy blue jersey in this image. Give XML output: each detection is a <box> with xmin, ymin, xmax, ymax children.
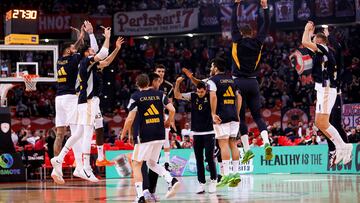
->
<box><xmin>311</xmin><ymin>44</ymin><xmax>337</xmax><ymax>88</ymax></box>
<box><xmin>188</xmin><ymin>93</ymin><xmax>213</xmax><ymax>132</ymax></box>
<box><xmin>56</xmin><ymin>53</ymin><xmax>82</xmax><ymax>96</ymax></box>
<box><xmin>208</xmin><ymin>74</ymin><xmax>239</xmax><ymax>123</ymax></box>
<box><xmin>231</xmin><ymin>3</ymin><xmax>270</xmax><ymax>78</ymax></box>
<box><xmin>77</xmin><ymin>57</ymin><xmax>101</xmax><ymax>104</ymax></box>
<box><xmin>128</xmin><ymin>89</ymin><xmax>169</xmax><ymax>144</ymax></box>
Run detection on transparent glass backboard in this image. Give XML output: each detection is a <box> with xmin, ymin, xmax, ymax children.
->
<box><xmin>0</xmin><ymin>45</ymin><xmax>58</xmax><ymax>82</ymax></box>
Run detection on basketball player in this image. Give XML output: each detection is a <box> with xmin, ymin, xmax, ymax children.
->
<box><xmin>51</xmin><ymin>27</ymin><xmax>124</xmax><ymax>183</ymax></box>
<box><xmin>154</xmin><ymin>64</ymin><xmax>174</xmax><ymax>171</ymax></box>
<box><xmin>174</xmin><ymin>77</ymin><xmax>217</xmax><ymax>194</ymax></box>
<box><xmin>231</xmin><ymin>0</ymin><xmax>273</xmax><ymax>163</ymax></box>
<box><xmin>301</xmin><ymin>21</ymin><xmax>352</xmax><ymax>165</ymax></box>
<box><xmin>140</xmin><ymin>72</ymin><xmax>162</xmax><ymax>201</ymax></box>
<box><xmin>121</xmin><ymin>74</ymin><xmax>180</xmax><ymax>203</ymax></box>
<box><xmin>52</xmin><ymin>24</ymin><xmax>87</xmax><ymax>184</ymax></box>
<box><xmin>207</xmin><ymin>58</ymin><xmax>242</xmax><ymax>188</ymax></box>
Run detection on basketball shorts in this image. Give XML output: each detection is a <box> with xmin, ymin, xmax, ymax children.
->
<box><xmin>315</xmin><ymin>83</ymin><xmax>337</xmax><ymax>115</ymax></box>
<box><xmin>132</xmin><ymin>140</ymin><xmax>165</xmax><ymax>162</ymax></box>
<box><xmin>76</xmin><ymin>97</ymin><xmax>102</xmax><ymax>126</ymax></box>
<box><xmin>55</xmin><ymin>94</ymin><xmax>78</xmax><ymax>127</ymax></box>
<box><xmin>213</xmin><ymin>121</ymin><xmax>240</xmax><ymax>139</ymax></box>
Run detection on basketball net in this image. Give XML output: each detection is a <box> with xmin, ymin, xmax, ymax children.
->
<box><xmin>22</xmin><ymin>74</ymin><xmax>39</xmax><ymax>91</ymax></box>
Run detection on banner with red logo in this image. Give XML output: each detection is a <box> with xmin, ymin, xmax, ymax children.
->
<box><xmin>113</xmin><ymin>8</ymin><xmax>199</xmax><ymax>36</ymax></box>
<box><xmin>38</xmin><ymin>14</ymin><xmax>72</xmax><ymax>34</ymax></box>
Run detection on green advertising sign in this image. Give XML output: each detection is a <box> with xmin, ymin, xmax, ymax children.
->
<box><xmin>105</xmin><ymin>144</ymin><xmax>360</xmax><ymax>179</ymax></box>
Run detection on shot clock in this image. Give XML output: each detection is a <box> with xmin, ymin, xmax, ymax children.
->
<box><xmin>5</xmin><ymin>9</ymin><xmax>39</xmax><ymax>45</ymax></box>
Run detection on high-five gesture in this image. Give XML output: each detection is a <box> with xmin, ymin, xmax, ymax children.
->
<box><xmin>101</xmin><ymin>26</ymin><xmax>111</xmax><ymax>39</ymax></box>
<box><xmin>83</xmin><ymin>20</ymin><xmax>94</xmax><ymax>34</ymax></box>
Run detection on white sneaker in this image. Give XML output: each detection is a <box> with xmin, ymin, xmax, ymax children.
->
<box><xmin>208</xmin><ymin>179</ymin><xmax>217</xmax><ymax>193</ymax></box>
<box><xmin>342</xmin><ymin>144</ymin><xmax>353</xmax><ymax>165</ymax></box>
<box><xmin>79</xmin><ymin>168</ymin><xmax>99</xmax><ymax>182</ymax></box>
<box><xmin>73</xmin><ymin>166</ymin><xmax>83</xmax><ymax>178</ymax></box>
<box><xmin>196</xmin><ymin>183</ymin><xmax>205</xmax><ymax>194</ymax></box>
<box><xmin>335</xmin><ymin>144</ymin><xmax>353</xmax><ymax>165</ymax></box>
<box><xmin>50</xmin><ymin>157</ymin><xmax>64</xmax><ymax>184</ymax></box>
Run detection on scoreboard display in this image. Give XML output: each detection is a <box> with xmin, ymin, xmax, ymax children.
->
<box><xmin>5</xmin><ymin>9</ymin><xmax>39</xmax><ymax>45</ymax></box>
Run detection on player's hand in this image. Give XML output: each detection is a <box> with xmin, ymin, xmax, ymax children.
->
<box><xmin>212</xmin><ymin>114</ymin><xmax>222</xmax><ymax>124</ymax></box>
<box><xmin>260</xmin><ymin>0</ymin><xmax>268</xmax><ymax>8</ymax></box>
<box><xmin>120</xmin><ymin>133</ymin><xmax>127</xmax><ymax>143</ymax></box>
<box><xmin>102</xmin><ymin>26</ymin><xmax>111</xmax><ymax>39</ymax></box>
<box><xmin>182</xmin><ymin>68</ymin><xmax>193</xmax><ymax>78</ymax></box>
<box><xmin>305</xmin><ymin>21</ymin><xmax>314</xmax><ymax>31</ymax></box>
<box><xmin>116</xmin><ymin>37</ymin><xmax>125</xmax><ymax>49</ymax></box>
<box><xmin>84</xmin><ymin>20</ymin><xmax>94</xmax><ymax>34</ymax></box>
<box><xmin>176</xmin><ymin>76</ymin><xmax>185</xmax><ymax>84</ymax></box>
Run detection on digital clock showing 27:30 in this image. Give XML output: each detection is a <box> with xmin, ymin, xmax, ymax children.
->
<box><xmin>6</xmin><ymin>9</ymin><xmax>38</xmax><ymax>21</ymax></box>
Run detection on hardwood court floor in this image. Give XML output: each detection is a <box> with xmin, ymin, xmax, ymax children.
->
<box><xmin>0</xmin><ymin>174</ymin><xmax>359</xmax><ymax>203</ymax></box>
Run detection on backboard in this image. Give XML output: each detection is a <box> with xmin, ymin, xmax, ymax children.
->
<box><xmin>0</xmin><ymin>45</ymin><xmax>58</xmax><ymax>83</ymax></box>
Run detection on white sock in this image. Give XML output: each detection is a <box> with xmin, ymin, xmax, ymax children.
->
<box><xmin>135</xmin><ymin>182</ymin><xmax>143</xmax><ymax>198</ymax></box>
<box><xmin>143</xmin><ymin>189</ymin><xmax>149</xmax><ymax>195</ymax></box>
<box><xmin>147</xmin><ymin>160</ymin><xmax>173</xmax><ymax>183</ymax></box>
<box><xmin>223</xmin><ymin>160</ymin><xmax>230</xmax><ymax>176</ymax></box>
<box><xmin>260</xmin><ymin>130</ymin><xmax>270</xmax><ymax>144</ymax></box>
<box><xmin>72</xmin><ymin>139</ymin><xmax>83</xmax><ymax>167</ymax></box>
<box><xmin>97</xmin><ymin>145</ymin><xmax>104</xmax><ymax>161</ymax></box>
<box><xmin>83</xmin><ymin>154</ymin><xmax>91</xmax><ymax>170</ymax></box>
<box><xmin>58</xmin><ymin>124</ymin><xmax>83</xmax><ymax>162</ymax></box>
<box><xmin>164</xmin><ymin>151</ymin><xmax>170</xmax><ymax>163</ymax></box>
<box><xmin>232</xmin><ymin>160</ymin><xmax>239</xmax><ymax>173</ymax></box>
<box><xmin>58</xmin><ymin>146</ymin><xmax>70</xmax><ymax>162</ymax></box>
<box><xmin>241</xmin><ymin>135</ymin><xmax>250</xmax><ymax>152</ymax></box>
<box><xmin>82</xmin><ymin>125</ymin><xmax>94</xmax><ymax>170</ymax></box>
<box><xmin>326</xmin><ymin>125</ymin><xmax>346</xmax><ymax>148</ymax></box>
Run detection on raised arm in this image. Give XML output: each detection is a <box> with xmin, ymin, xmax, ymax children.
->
<box><xmin>232</xmin><ymin>0</ymin><xmax>242</xmax><ymax>42</ymax></box>
<box><xmin>94</xmin><ymin>27</ymin><xmax>111</xmax><ymax>62</ymax></box>
<box><xmin>84</xmin><ymin>20</ymin><xmax>99</xmax><ymax>53</ymax></box>
<box><xmin>98</xmin><ymin>37</ymin><xmax>125</xmax><ymax>70</ymax></box>
<box><xmin>182</xmin><ymin>68</ymin><xmax>202</xmax><ymax>86</ymax></box>
<box><xmin>72</xmin><ymin>25</ymin><xmax>85</xmax><ymax>50</ymax></box>
<box><xmin>302</xmin><ymin>21</ymin><xmax>318</xmax><ymax>52</ymax></box>
<box><xmin>256</xmin><ymin>0</ymin><xmax>270</xmax><ymax>43</ymax></box>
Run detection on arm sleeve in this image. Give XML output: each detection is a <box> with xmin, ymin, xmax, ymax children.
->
<box><xmin>181</xmin><ymin>93</ymin><xmax>192</xmax><ymax>101</ymax></box>
<box><xmin>162</xmin><ymin>95</ymin><xmax>169</xmax><ymax>106</ymax></box>
<box><xmin>127</xmin><ymin>96</ymin><xmax>138</xmax><ymax>112</ymax></box>
<box><xmin>256</xmin><ymin>8</ymin><xmax>270</xmax><ymax>43</ymax></box>
<box><xmin>231</xmin><ymin>2</ymin><xmax>242</xmax><ymax>42</ymax></box>
<box><xmin>89</xmin><ymin>34</ymin><xmax>99</xmax><ymax>53</ymax></box>
<box><xmin>207</xmin><ymin>80</ymin><xmax>217</xmax><ymax>91</ymax></box>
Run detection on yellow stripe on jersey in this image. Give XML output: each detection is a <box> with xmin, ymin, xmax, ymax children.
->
<box><xmin>232</xmin><ymin>43</ymin><xmax>240</xmax><ymax>69</ymax></box>
<box><xmin>150</xmin><ymin>104</ymin><xmax>159</xmax><ymax>115</ymax></box>
<box><xmin>255</xmin><ymin>45</ymin><xmax>263</xmax><ymax>70</ymax></box>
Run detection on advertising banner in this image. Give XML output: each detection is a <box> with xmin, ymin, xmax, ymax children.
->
<box><xmin>0</xmin><ymin>153</ymin><xmax>26</xmax><ymax>182</ymax></box>
<box><xmin>38</xmin><ymin>14</ymin><xmax>72</xmax><ymax>34</ymax></box>
<box><xmin>275</xmin><ymin>0</ymin><xmax>294</xmax><ymax>23</ymax></box>
<box><xmin>0</xmin><ymin>107</ymin><xmax>15</xmax><ymax>153</ymax></box>
<box><xmin>106</xmin><ymin>144</ymin><xmax>360</xmax><ymax>179</ymax></box>
<box><xmin>342</xmin><ymin>103</ymin><xmax>360</xmax><ymax>128</ymax></box>
<box><xmin>198</xmin><ymin>5</ymin><xmax>221</xmax><ymax>33</ymax></box>
<box><xmin>113</xmin><ymin>8</ymin><xmax>199</xmax><ymax>36</ymax></box>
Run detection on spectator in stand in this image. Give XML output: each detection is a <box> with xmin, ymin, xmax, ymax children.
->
<box><xmin>46</xmin><ymin>127</ymin><xmax>56</xmax><ymax>158</ymax></box>
<box><xmin>35</xmin><ymin>135</ymin><xmax>47</xmax><ymax>151</ymax></box>
<box><xmin>348</xmin><ymin>128</ymin><xmax>359</xmax><ymax>143</ymax></box>
<box><xmin>170</xmin><ymin>134</ymin><xmax>182</xmax><ymax>149</ymax></box>
<box><xmin>297</xmin><ymin>122</ymin><xmax>304</xmax><ymax>137</ymax></box>
<box><xmin>11</xmin><ymin>130</ymin><xmax>18</xmax><ymax>146</ymax></box>
<box><xmin>181</xmin><ymin>122</ymin><xmax>192</xmax><ymax>140</ymax></box>
<box><xmin>284</xmin><ymin>122</ymin><xmax>296</xmax><ymax>141</ymax></box>
<box><xmin>250</xmin><ymin>138</ymin><xmax>259</xmax><ymax>148</ymax></box>
<box><xmin>307</xmin><ymin>135</ymin><xmax>318</xmax><ymax>145</ymax></box>
<box><xmin>271</xmin><ymin>123</ymin><xmax>283</xmax><ymax>136</ymax></box>
<box><xmin>181</xmin><ymin>135</ymin><xmax>192</xmax><ymax>149</ymax></box>
<box><xmin>106</xmin><ymin>130</ymin><xmax>117</xmax><ymax>145</ymax></box>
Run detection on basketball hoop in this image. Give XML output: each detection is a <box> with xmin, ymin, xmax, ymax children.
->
<box><xmin>22</xmin><ymin>74</ymin><xmax>39</xmax><ymax>91</ymax></box>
